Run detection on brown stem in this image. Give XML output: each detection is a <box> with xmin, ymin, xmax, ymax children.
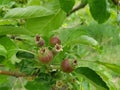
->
<box><xmin>111</xmin><ymin>0</ymin><xmax>119</xmax><ymax>5</ymax></box>
<box><xmin>67</xmin><ymin>3</ymin><xmax>87</xmax><ymax>16</ymax></box>
<box><xmin>67</xmin><ymin>0</ymin><xmax>120</xmax><ymax>16</ymax></box>
<box><xmin>0</xmin><ymin>64</ymin><xmax>4</xmax><ymax>67</ymax></box>
<box><xmin>0</xmin><ymin>70</ymin><xmax>27</xmax><ymax>77</ymax></box>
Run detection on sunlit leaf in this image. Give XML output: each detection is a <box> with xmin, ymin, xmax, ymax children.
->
<box><xmin>4</xmin><ymin>6</ymin><xmax>54</xmax><ymax>19</ymax></box>
<box><xmin>0</xmin><ymin>26</ymin><xmax>32</xmax><ymax>36</ymax></box>
<box><xmin>58</xmin><ymin>26</ymin><xmax>98</xmax><ymax>47</ymax></box>
<box><xmin>96</xmin><ymin>61</ymin><xmax>120</xmax><ymax>75</ymax></box>
<box><xmin>27</xmin><ymin>0</ymin><xmax>40</xmax><ymax>6</ymax></box>
<box><xmin>25</xmin><ymin>9</ymin><xmax>66</xmax><ymax>35</ymax></box>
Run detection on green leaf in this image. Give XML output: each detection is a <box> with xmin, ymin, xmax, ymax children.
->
<box><xmin>0</xmin><ymin>77</ymin><xmax>17</xmax><ymax>90</ymax></box>
<box><xmin>81</xmin><ymin>0</ymin><xmax>88</xmax><ymax>5</ymax></box>
<box><xmin>96</xmin><ymin>68</ymin><xmax>116</xmax><ymax>90</ymax></box>
<box><xmin>75</xmin><ymin>67</ymin><xmax>109</xmax><ymax>90</ymax></box>
<box><xmin>81</xmin><ymin>80</ymin><xmax>90</xmax><ymax>90</ymax></box>
<box><xmin>59</xmin><ymin>0</ymin><xmax>75</xmax><ymax>13</ymax></box>
<box><xmin>79</xmin><ymin>60</ymin><xmax>119</xmax><ymax>89</ymax></box>
<box><xmin>80</xmin><ymin>60</ymin><xmax>120</xmax><ymax>75</ymax></box>
<box><xmin>0</xmin><ymin>36</ymin><xmax>18</xmax><ymax>64</ymax></box>
<box><xmin>58</xmin><ymin>26</ymin><xmax>98</xmax><ymax>47</ymax></box>
<box><xmin>25</xmin><ymin>9</ymin><xmax>66</xmax><ymax>35</ymax></box>
<box><xmin>0</xmin><ymin>36</ymin><xmax>18</xmax><ymax>67</ymax></box>
<box><xmin>0</xmin><ymin>0</ymin><xmax>12</xmax><ymax>5</ymax></box>
<box><xmin>0</xmin><ymin>44</ymin><xmax>7</xmax><ymax>62</ymax></box>
<box><xmin>16</xmin><ymin>58</ymin><xmax>35</xmax><ymax>75</ymax></box>
<box><xmin>0</xmin><ymin>86</ymin><xmax>10</xmax><ymax>90</ymax></box>
<box><xmin>83</xmin><ymin>23</ymin><xmax>120</xmax><ymax>44</ymax></box>
<box><xmin>0</xmin><ymin>26</ymin><xmax>32</xmax><ymax>36</ymax></box>
<box><xmin>96</xmin><ymin>61</ymin><xmax>120</xmax><ymax>75</ymax></box>
<box><xmin>0</xmin><ymin>76</ymin><xmax>8</xmax><ymax>85</ymax></box>
<box><xmin>0</xmin><ymin>76</ymin><xmax>12</xmax><ymax>90</ymax></box>
<box><xmin>0</xmin><ymin>19</ymin><xmax>17</xmax><ymax>25</ymax></box>
<box><xmin>27</xmin><ymin>0</ymin><xmax>40</xmax><ymax>6</ymax></box>
<box><xmin>16</xmin><ymin>50</ymin><xmax>35</xmax><ymax>59</ymax></box>
<box><xmin>25</xmin><ymin>80</ymin><xmax>51</xmax><ymax>90</ymax></box>
<box><xmin>66</xmin><ymin>35</ymin><xmax>98</xmax><ymax>46</ymax></box>
<box><xmin>88</xmin><ymin>0</ymin><xmax>110</xmax><ymax>23</ymax></box>
<box><xmin>4</xmin><ymin>6</ymin><xmax>54</xmax><ymax>19</ymax></box>
<box><xmin>59</xmin><ymin>26</ymin><xmax>87</xmax><ymax>44</ymax></box>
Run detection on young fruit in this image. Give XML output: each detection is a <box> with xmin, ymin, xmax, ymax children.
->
<box><xmin>38</xmin><ymin>48</ymin><xmax>53</xmax><ymax>64</ymax></box>
<box><xmin>50</xmin><ymin>36</ymin><xmax>61</xmax><ymax>46</ymax></box>
<box><xmin>36</xmin><ymin>39</ymin><xmax>45</xmax><ymax>47</ymax></box>
<box><xmin>56</xmin><ymin>80</ymin><xmax>64</xmax><ymax>88</ymax></box>
<box><xmin>35</xmin><ymin>35</ymin><xmax>45</xmax><ymax>47</ymax></box>
<box><xmin>61</xmin><ymin>59</ymin><xmax>77</xmax><ymax>73</ymax></box>
<box><xmin>35</xmin><ymin>35</ymin><xmax>40</xmax><ymax>41</ymax></box>
<box><xmin>52</xmin><ymin>44</ymin><xmax>63</xmax><ymax>55</ymax></box>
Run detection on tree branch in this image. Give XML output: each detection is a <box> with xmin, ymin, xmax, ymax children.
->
<box><xmin>67</xmin><ymin>3</ymin><xmax>87</xmax><ymax>16</ymax></box>
<box><xmin>67</xmin><ymin>0</ymin><xmax>120</xmax><ymax>16</ymax></box>
<box><xmin>0</xmin><ymin>64</ymin><xmax>4</xmax><ymax>67</ymax></box>
<box><xmin>111</xmin><ymin>0</ymin><xmax>120</xmax><ymax>6</ymax></box>
<box><xmin>0</xmin><ymin>70</ymin><xmax>27</xmax><ymax>77</ymax></box>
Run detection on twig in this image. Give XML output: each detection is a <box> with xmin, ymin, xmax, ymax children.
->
<box><xmin>0</xmin><ymin>64</ymin><xmax>4</xmax><ymax>67</ymax></box>
<box><xmin>67</xmin><ymin>3</ymin><xmax>87</xmax><ymax>16</ymax></box>
<box><xmin>0</xmin><ymin>70</ymin><xmax>26</xmax><ymax>77</ymax></box>
<box><xmin>111</xmin><ymin>0</ymin><xmax>119</xmax><ymax>5</ymax></box>
<box><xmin>68</xmin><ymin>0</ymin><xmax>120</xmax><ymax>16</ymax></box>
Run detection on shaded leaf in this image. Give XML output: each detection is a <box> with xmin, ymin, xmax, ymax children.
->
<box><xmin>25</xmin><ymin>80</ymin><xmax>51</xmax><ymax>90</ymax></box>
<box><xmin>75</xmin><ymin>67</ymin><xmax>109</xmax><ymax>90</ymax></box>
<box><xmin>81</xmin><ymin>0</ymin><xmax>88</xmax><ymax>5</ymax></box>
<box><xmin>0</xmin><ymin>44</ymin><xmax>7</xmax><ymax>62</ymax></box>
<box><xmin>88</xmin><ymin>0</ymin><xmax>110</xmax><ymax>23</ymax></box>
<box><xmin>16</xmin><ymin>50</ymin><xmax>35</xmax><ymax>59</ymax></box>
<box><xmin>59</xmin><ymin>0</ymin><xmax>75</xmax><ymax>13</ymax></box>
<box><xmin>0</xmin><ymin>36</ymin><xmax>18</xmax><ymax>65</ymax></box>
<box><xmin>79</xmin><ymin>60</ymin><xmax>119</xmax><ymax>89</ymax></box>
<box><xmin>96</xmin><ymin>68</ymin><xmax>116</xmax><ymax>90</ymax></box>
<box><xmin>0</xmin><ymin>86</ymin><xmax>10</xmax><ymax>90</ymax></box>
<box><xmin>16</xmin><ymin>59</ymin><xmax>35</xmax><ymax>75</ymax></box>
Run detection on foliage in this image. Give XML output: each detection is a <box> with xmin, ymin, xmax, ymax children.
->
<box><xmin>0</xmin><ymin>0</ymin><xmax>120</xmax><ymax>90</ymax></box>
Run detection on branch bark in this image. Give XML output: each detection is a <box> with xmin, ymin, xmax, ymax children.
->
<box><xmin>67</xmin><ymin>2</ymin><xmax>87</xmax><ymax>16</ymax></box>
<box><xmin>0</xmin><ymin>70</ymin><xmax>27</xmax><ymax>77</ymax></box>
<box><xmin>111</xmin><ymin>0</ymin><xmax>119</xmax><ymax>5</ymax></box>
<box><xmin>67</xmin><ymin>0</ymin><xmax>120</xmax><ymax>16</ymax></box>
<box><xmin>0</xmin><ymin>64</ymin><xmax>4</xmax><ymax>67</ymax></box>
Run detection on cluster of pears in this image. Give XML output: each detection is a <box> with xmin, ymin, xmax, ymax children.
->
<box><xmin>35</xmin><ymin>35</ymin><xmax>77</xmax><ymax>73</ymax></box>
